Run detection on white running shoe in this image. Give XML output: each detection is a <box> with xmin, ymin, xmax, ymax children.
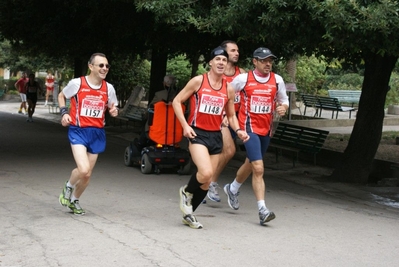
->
<box><xmin>182</xmin><ymin>214</ymin><xmax>203</xmax><ymax>229</ymax></box>
<box><xmin>207</xmin><ymin>182</ymin><xmax>221</xmax><ymax>202</ymax></box>
<box><xmin>179</xmin><ymin>185</ymin><xmax>193</xmax><ymax>215</ymax></box>
<box><xmin>259</xmin><ymin>207</ymin><xmax>276</xmax><ymax>226</ymax></box>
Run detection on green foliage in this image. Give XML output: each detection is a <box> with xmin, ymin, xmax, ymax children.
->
<box><xmin>1</xmin><ymin>77</ymin><xmax>17</xmax><ymax>92</ymax></box>
<box><xmin>324</xmin><ymin>73</ymin><xmax>364</xmax><ymax>91</ymax></box>
<box><xmin>166</xmin><ymin>54</ymin><xmax>192</xmax><ymax>88</ymax></box>
<box><xmin>386</xmin><ymin>72</ymin><xmax>399</xmax><ymax>106</ymax></box>
<box><xmin>166</xmin><ymin>54</ymin><xmax>207</xmax><ymax>88</ymax></box>
<box><xmin>276</xmin><ymin>55</ymin><xmax>328</xmax><ymax>95</ymax></box>
<box><xmin>6</xmin><ymin>89</ymin><xmax>18</xmax><ymax>95</ymax></box>
<box><xmin>108</xmin><ymin>54</ymin><xmax>151</xmax><ymax>104</ymax></box>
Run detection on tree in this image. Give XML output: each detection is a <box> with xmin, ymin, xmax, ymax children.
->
<box><xmin>137</xmin><ymin>0</ymin><xmax>399</xmax><ymax>183</ymax></box>
<box><xmin>0</xmin><ymin>0</ymin><xmax>225</xmax><ymax>101</ymax></box>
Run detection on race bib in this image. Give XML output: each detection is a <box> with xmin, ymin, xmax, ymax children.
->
<box><xmin>199</xmin><ymin>94</ymin><xmax>224</xmax><ymax>115</ymax></box>
<box><xmin>250</xmin><ymin>95</ymin><xmax>272</xmax><ymax>114</ymax></box>
<box><xmin>80</xmin><ymin>98</ymin><xmax>105</xmax><ymax>118</ymax></box>
<box><xmin>234</xmin><ymin>92</ymin><xmax>240</xmax><ymax>104</ymax></box>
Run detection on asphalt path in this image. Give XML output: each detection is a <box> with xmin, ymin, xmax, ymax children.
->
<box><xmin>1</xmin><ymin>109</ymin><xmax>399</xmax><ymax>267</ymax></box>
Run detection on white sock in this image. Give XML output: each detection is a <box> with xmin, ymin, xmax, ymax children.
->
<box><xmin>70</xmin><ymin>194</ymin><xmax>78</xmax><ymax>203</ymax></box>
<box><xmin>257</xmin><ymin>200</ymin><xmax>268</xmax><ymax>211</ymax></box>
<box><xmin>230</xmin><ymin>179</ymin><xmax>242</xmax><ymax>194</ymax></box>
<box><xmin>66</xmin><ymin>181</ymin><xmax>75</xmax><ymax>188</ymax></box>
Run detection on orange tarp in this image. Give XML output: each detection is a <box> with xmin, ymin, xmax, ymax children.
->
<box><xmin>148</xmin><ymin>102</ymin><xmax>185</xmax><ymax>145</ymax></box>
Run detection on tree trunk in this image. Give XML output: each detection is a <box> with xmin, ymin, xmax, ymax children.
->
<box><xmin>73</xmin><ymin>57</ymin><xmax>88</xmax><ymax>78</ymax></box>
<box><xmin>189</xmin><ymin>53</ymin><xmax>200</xmax><ymax>78</ymax></box>
<box><xmin>330</xmin><ymin>53</ymin><xmax>398</xmax><ymax>183</ymax></box>
<box><xmin>148</xmin><ymin>49</ymin><xmax>167</xmax><ymax>102</ymax></box>
<box><xmin>286</xmin><ymin>57</ymin><xmax>298</xmax><ymax>109</ymax></box>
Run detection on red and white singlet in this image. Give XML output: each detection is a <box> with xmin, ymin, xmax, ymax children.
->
<box><xmin>238</xmin><ymin>71</ymin><xmax>278</xmax><ymax>136</ymax></box>
<box><xmin>187</xmin><ymin>74</ymin><xmax>228</xmax><ymax>131</ymax></box>
<box><xmin>69</xmin><ymin>77</ymin><xmax>109</xmax><ymax>128</ymax></box>
<box><xmin>223</xmin><ymin>66</ymin><xmax>241</xmax><ymax>112</ymax></box>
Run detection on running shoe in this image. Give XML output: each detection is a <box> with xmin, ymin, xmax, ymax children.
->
<box><xmin>224</xmin><ymin>183</ymin><xmax>239</xmax><ymax>210</ymax></box>
<box><xmin>182</xmin><ymin>214</ymin><xmax>203</xmax><ymax>229</ymax></box>
<box><xmin>207</xmin><ymin>182</ymin><xmax>221</xmax><ymax>202</ymax></box>
<box><xmin>59</xmin><ymin>180</ymin><xmax>73</xmax><ymax>207</ymax></box>
<box><xmin>68</xmin><ymin>200</ymin><xmax>85</xmax><ymax>215</ymax></box>
<box><xmin>179</xmin><ymin>185</ymin><xmax>193</xmax><ymax>215</ymax></box>
<box><xmin>259</xmin><ymin>207</ymin><xmax>276</xmax><ymax>226</ymax></box>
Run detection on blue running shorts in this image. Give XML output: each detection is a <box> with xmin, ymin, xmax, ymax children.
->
<box><xmin>68</xmin><ymin>126</ymin><xmax>106</xmax><ymax>154</ymax></box>
<box><xmin>244</xmin><ymin>132</ymin><xmax>270</xmax><ymax>162</ymax></box>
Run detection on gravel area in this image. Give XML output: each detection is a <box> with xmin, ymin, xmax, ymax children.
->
<box><xmin>323</xmin><ymin>133</ymin><xmax>399</xmax><ymax>163</ymax></box>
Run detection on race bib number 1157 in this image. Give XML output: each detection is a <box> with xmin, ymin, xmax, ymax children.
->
<box><xmin>80</xmin><ymin>99</ymin><xmax>105</xmax><ymax>118</ymax></box>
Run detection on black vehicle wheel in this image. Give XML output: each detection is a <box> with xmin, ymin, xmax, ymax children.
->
<box><xmin>141</xmin><ymin>153</ymin><xmax>153</xmax><ymax>174</ymax></box>
<box><xmin>124</xmin><ymin>146</ymin><xmax>133</xmax><ymax>166</ymax></box>
<box><xmin>178</xmin><ymin>160</ymin><xmax>191</xmax><ymax>175</ymax></box>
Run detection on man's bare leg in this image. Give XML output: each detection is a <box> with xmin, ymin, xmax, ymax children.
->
<box><xmin>207</xmin><ymin>126</ymin><xmax>236</xmax><ymax>202</ymax></box>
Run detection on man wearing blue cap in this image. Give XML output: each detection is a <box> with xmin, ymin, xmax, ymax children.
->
<box><xmin>223</xmin><ymin>47</ymin><xmax>289</xmax><ymax>226</ymax></box>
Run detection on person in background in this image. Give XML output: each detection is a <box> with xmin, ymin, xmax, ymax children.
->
<box><xmin>58</xmin><ymin>53</ymin><xmax>119</xmax><ymax>215</ymax></box>
<box><xmin>135</xmin><ymin>74</ymin><xmax>179</xmax><ymax>151</ymax></box>
<box><xmin>14</xmin><ymin>72</ymin><xmax>28</xmax><ymax>114</ymax></box>
<box><xmin>224</xmin><ymin>47</ymin><xmax>289</xmax><ymax>226</ymax></box>
<box><xmin>44</xmin><ymin>70</ymin><xmax>56</xmax><ymax>107</ymax></box>
<box><xmin>173</xmin><ymin>46</ymin><xmax>249</xmax><ymax>229</ymax></box>
<box><xmin>25</xmin><ymin>73</ymin><xmax>42</xmax><ymax>122</ymax></box>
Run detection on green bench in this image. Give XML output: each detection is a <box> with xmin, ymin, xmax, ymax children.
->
<box><xmin>269</xmin><ymin>123</ymin><xmax>329</xmax><ymax>167</ymax></box>
<box><xmin>328</xmin><ymin>90</ymin><xmax>361</xmax><ymax>107</ymax></box>
<box><xmin>0</xmin><ymin>89</ymin><xmax>5</xmax><ymax>99</ymax></box>
<box><xmin>301</xmin><ymin>94</ymin><xmax>356</xmax><ymax>119</ymax></box>
<box><xmin>112</xmin><ymin>104</ymin><xmax>147</xmax><ymax>128</ymax></box>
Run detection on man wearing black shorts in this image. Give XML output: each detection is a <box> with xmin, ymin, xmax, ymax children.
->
<box><xmin>173</xmin><ymin>46</ymin><xmax>249</xmax><ymax>229</ymax></box>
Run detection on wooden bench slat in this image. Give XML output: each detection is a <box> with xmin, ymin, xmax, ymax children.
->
<box><xmin>269</xmin><ymin>123</ymin><xmax>329</xmax><ymax>166</ymax></box>
<box><xmin>328</xmin><ymin>90</ymin><xmax>361</xmax><ymax>105</ymax></box>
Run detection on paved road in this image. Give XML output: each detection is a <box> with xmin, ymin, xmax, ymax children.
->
<box><xmin>0</xmin><ymin>100</ymin><xmax>399</xmax><ymax>267</ymax></box>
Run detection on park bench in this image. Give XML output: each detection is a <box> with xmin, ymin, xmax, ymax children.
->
<box><xmin>113</xmin><ymin>86</ymin><xmax>147</xmax><ymax>128</ymax></box>
<box><xmin>269</xmin><ymin>123</ymin><xmax>329</xmax><ymax>167</ymax></box>
<box><xmin>328</xmin><ymin>90</ymin><xmax>361</xmax><ymax>107</ymax></box>
<box><xmin>301</xmin><ymin>94</ymin><xmax>356</xmax><ymax>119</ymax></box>
<box><xmin>0</xmin><ymin>89</ymin><xmax>5</xmax><ymax>99</ymax></box>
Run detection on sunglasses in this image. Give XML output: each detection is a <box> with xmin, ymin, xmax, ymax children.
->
<box><xmin>256</xmin><ymin>58</ymin><xmax>274</xmax><ymax>64</ymax></box>
<box><xmin>92</xmin><ymin>63</ymin><xmax>111</xmax><ymax>69</ymax></box>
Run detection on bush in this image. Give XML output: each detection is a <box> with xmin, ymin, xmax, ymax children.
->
<box><xmin>1</xmin><ymin>77</ymin><xmax>17</xmax><ymax>92</ymax></box>
<box><xmin>6</xmin><ymin>89</ymin><xmax>18</xmax><ymax>95</ymax></box>
<box><xmin>386</xmin><ymin>72</ymin><xmax>399</xmax><ymax>107</ymax></box>
<box><xmin>324</xmin><ymin>73</ymin><xmax>363</xmax><ymax>91</ymax></box>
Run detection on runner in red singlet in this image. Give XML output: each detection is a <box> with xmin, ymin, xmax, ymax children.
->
<box><xmin>207</xmin><ymin>40</ymin><xmax>247</xmax><ymax>203</ymax></box>
<box><xmin>58</xmin><ymin>53</ymin><xmax>119</xmax><ymax>215</ymax></box>
<box><xmin>224</xmin><ymin>47</ymin><xmax>289</xmax><ymax>226</ymax></box>
<box><xmin>173</xmin><ymin>46</ymin><xmax>249</xmax><ymax>229</ymax></box>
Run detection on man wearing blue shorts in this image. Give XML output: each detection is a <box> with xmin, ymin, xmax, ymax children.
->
<box><xmin>58</xmin><ymin>53</ymin><xmax>119</xmax><ymax>215</ymax></box>
<box><xmin>224</xmin><ymin>47</ymin><xmax>289</xmax><ymax>226</ymax></box>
